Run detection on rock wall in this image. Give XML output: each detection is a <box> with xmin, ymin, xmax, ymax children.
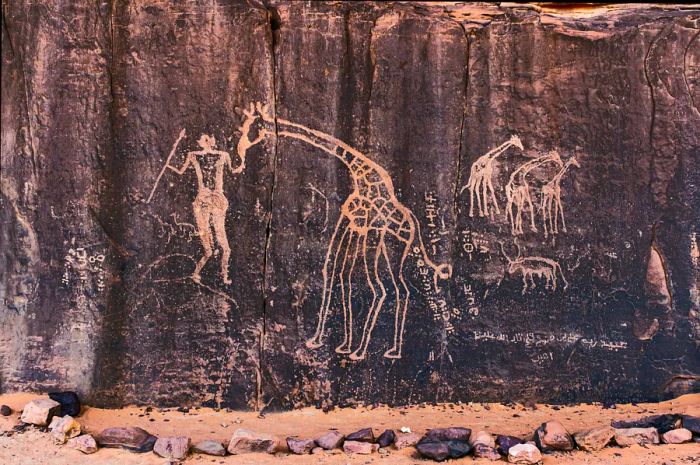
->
<box><xmin>1</xmin><ymin>1</ymin><xmax>698</xmax><ymax>410</ymax></box>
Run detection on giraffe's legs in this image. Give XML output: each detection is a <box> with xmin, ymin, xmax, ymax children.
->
<box><xmin>487</xmin><ymin>175</ymin><xmax>500</xmax><ymax>215</ymax></box>
<box><xmin>306</xmin><ymin>216</ymin><xmax>350</xmax><ymax>349</ymax></box>
<box><xmin>525</xmin><ymin>188</ymin><xmax>537</xmax><ymax>232</ymax></box>
<box><xmin>336</xmin><ymin>231</ymin><xmax>360</xmax><ymax>354</ymax></box>
<box><xmin>468</xmin><ymin>176</ymin><xmax>476</xmax><ymax>218</ymax></box>
<box><xmin>557</xmin><ymin>196</ymin><xmax>567</xmax><ymax>233</ymax></box>
<box><xmin>482</xmin><ymin>173</ymin><xmax>490</xmax><ymax>217</ymax></box>
<box><xmin>350</xmin><ymin>230</ymin><xmax>386</xmax><ymax>361</ymax></box>
<box><xmin>382</xmin><ymin>234</ymin><xmax>411</xmax><ymax>359</ymax></box>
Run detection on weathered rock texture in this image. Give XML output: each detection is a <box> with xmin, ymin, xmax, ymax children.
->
<box><xmin>1</xmin><ymin>2</ymin><xmax>699</xmax><ymax>409</ymax></box>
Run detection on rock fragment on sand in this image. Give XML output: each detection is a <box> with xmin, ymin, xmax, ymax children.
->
<box><xmin>192</xmin><ymin>440</ymin><xmax>226</xmax><ymax>456</ymax></box>
<box><xmin>343</xmin><ymin>440</ymin><xmax>378</xmax><ymax>454</ymax></box>
<box><xmin>534</xmin><ymin>420</ymin><xmax>574</xmax><ymax>451</ymax></box>
<box><xmin>346</xmin><ymin>427</ymin><xmax>375</xmax><ymax>442</ymax></box>
<box><xmin>286</xmin><ymin>437</ymin><xmax>316</xmax><ymax>454</ymax></box>
<box><xmin>613</xmin><ymin>427</ymin><xmax>660</xmax><ymax>447</ymax></box>
<box><xmin>496</xmin><ymin>435</ymin><xmax>523</xmax><ymax>455</ymax></box>
<box><xmin>67</xmin><ymin>434</ymin><xmax>98</xmax><ymax>454</ymax></box>
<box><xmin>311</xmin><ymin>446</ymin><xmax>324</xmax><ymax>454</ymax></box>
<box><xmin>680</xmin><ymin>415</ymin><xmax>700</xmax><ymax>435</ymax></box>
<box><xmin>48</xmin><ymin>391</ymin><xmax>81</xmax><ymax>417</ymax></box>
<box><xmin>470</xmin><ymin>430</ymin><xmax>496</xmax><ymax>447</ymax></box>
<box><xmin>474</xmin><ymin>443</ymin><xmax>501</xmax><ymax>460</ymax></box>
<box><xmin>573</xmin><ymin>425</ymin><xmax>615</xmax><ymax>451</ymax></box>
<box><xmin>393</xmin><ymin>431</ymin><xmax>420</xmax><ymax>449</ymax></box>
<box><xmin>20</xmin><ymin>398</ymin><xmax>61</xmax><ymax>426</ymax></box>
<box><xmin>315</xmin><ymin>430</ymin><xmax>344</xmax><ymax>449</ymax></box>
<box><xmin>97</xmin><ymin>426</ymin><xmax>158</xmax><ymax>452</ymax></box>
<box><xmin>508</xmin><ymin>443</ymin><xmax>542</xmax><ymax>464</ymax></box>
<box><xmin>0</xmin><ymin>405</ymin><xmax>11</xmax><ymax>416</ymax></box>
<box><xmin>377</xmin><ymin>429</ymin><xmax>396</xmax><ymax>447</ymax></box>
<box><xmin>662</xmin><ymin>428</ymin><xmax>692</xmax><ymax>444</ymax></box>
<box><xmin>154</xmin><ymin>436</ymin><xmax>191</xmax><ymax>460</ymax></box>
<box><xmin>227</xmin><ymin>428</ymin><xmax>277</xmax><ymax>454</ymax></box>
<box><xmin>49</xmin><ymin>415</ymin><xmax>81</xmax><ymax>444</ymax></box>
<box><xmin>416</xmin><ymin>441</ymin><xmax>449</xmax><ymax>461</ymax></box>
<box><xmin>611</xmin><ymin>414</ymin><xmax>678</xmax><ymax>433</ymax></box>
<box><xmin>423</xmin><ymin>427</ymin><xmax>471</xmax><ymax>442</ymax></box>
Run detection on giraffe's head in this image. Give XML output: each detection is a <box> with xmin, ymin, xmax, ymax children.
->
<box><xmin>235</xmin><ymin>102</ymin><xmax>274</xmax><ymax>173</ymax></box>
<box><xmin>509</xmin><ymin>135</ymin><xmax>524</xmax><ymax>151</ymax></box>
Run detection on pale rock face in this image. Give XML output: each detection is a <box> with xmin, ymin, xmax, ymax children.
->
<box><xmin>393</xmin><ymin>432</ymin><xmax>420</xmax><ymax>450</ymax></box>
<box><xmin>192</xmin><ymin>440</ymin><xmax>226</xmax><ymax>456</ymax></box>
<box><xmin>20</xmin><ymin>399</ymin><xmax>61</xmax><ymax>426</ymax></box>
<box><xmin>508</xmin><ymin>443</ymin><xmax>542</xmax><ymax>464</ymax></box>
<box><xmin>227</xmin><ymin>429</ymin><xmax>277</xmax><ymax>454</ymax></box>
<box><xmin>342</xmin><ymin>440</ymin><xmax>378</xmax><ymax>454</ymax></box>
<box><xmin>67</xmin><ymin>434</ymin><xmax>98</xmax><ymax>454</ymax></box>
<box><xmin>573</xmin><ymin>425</ymin><xmax>615</xmax><ymax>451</ymax></box>
<box><xmin>662</xmin><ymin>428</ymin><xmax>693</xmax><ymax>444</ymax></box>
<box><xmin>613</xmin><ymin>427</ymin><xmax>660</xmax><ymax>447</ymax></box>
<box><xmin>153</xmin><ymin>436</ymin><xmax>191</xmax><ymax>460</ymax></box>
<box><xmin>49</xmin><ymin>415</ymin><xmax>81</xmax><ymax>444</ymax></box>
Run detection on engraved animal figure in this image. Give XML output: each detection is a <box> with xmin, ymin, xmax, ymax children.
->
<box><xmin>505</xmin><ymin>150</ymin><xmax>563</xmax><ymax>235</ymax></box>
<box><xmin>540</xmin><ymin>157</ymin><xmax>580</xmax><ymax>237</ymax></box>
<box><xmin>500</xmin><ymin>241</ymin><xmax>568</xmax><ymax>294</ymax></box>
<box><xmin>237</xmin><ymin>102</ymin><xmax>452</xmax><ymax>360</ymax></box>
<box><xmin>158</xmin><ymin>131</ymin><xmax>241</xmax><ymax>285</ymax></box>
<box><xmin>462</xmin><ymin>135</ymin><xmax>523</xmax><ymax>218</ymax></box>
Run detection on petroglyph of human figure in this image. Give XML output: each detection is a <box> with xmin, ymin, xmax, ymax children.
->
<box><xmin>236</xmin><ymin>102</ymin><xmax>452</xmax><ymax>360</ymax></box>
<box><xmin>462</xmin><ymin>135</ymin><xmax>523</xmax><ymax>218</ymax></box>
<box><xmin>500</xmin><ymin>241</ymin><xmax>568</xmax><ymax>293</ymax></box>
<box><xmin>149</xmin><ymin>130</ymin><xmax>241</xmax><ymax>285</ymax></box>
<box><xmin>505</xmin><ymin>150</ymin><xmax>563</xmax><ymax>235</ymax></box>
<box><xmin>541</xmin><ymin>157</ymin><xmax>580</xmax><ymax>237</ymax></box>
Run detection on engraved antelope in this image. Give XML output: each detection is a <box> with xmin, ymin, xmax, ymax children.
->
<box><xmin>500</xmin><ymin>241</ymin><xmax>568</xmax><ymax>294</ymax></box>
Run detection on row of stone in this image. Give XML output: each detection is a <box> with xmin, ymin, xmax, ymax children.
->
<box><xmin>11</xmin><ymin>396</ymin><xmax>700</xmax><ymax>463</ymax></box>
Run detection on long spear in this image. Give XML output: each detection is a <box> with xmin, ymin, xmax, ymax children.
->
<box><xmin>147</xmin><ymin>128</ymin><xmax>186</xmax><ymax>204</ymax></box>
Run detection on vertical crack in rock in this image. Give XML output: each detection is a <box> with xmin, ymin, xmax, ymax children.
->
<box><xmin>452</xmin><ymin>21</ymin><xmax>470</xmax><ymax>222</ymax></box>
<box><xmin>684</xmin><ymin>30</ymin><xmax>700</xmax><ymax>115</ymax></box>
<box><xmin>257</xmin><ymin>2</ymin><xmax>281</xmax><ymax>412</ymax></box>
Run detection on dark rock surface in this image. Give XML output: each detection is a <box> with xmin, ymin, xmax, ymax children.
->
<box><xmin>1</xmin><ymin>1</ymin><xmax>698</xmax><ymax>409</ymax></box>
<box><xmin>424</xmin><ymin>427</ymin><xmax>471</xmax><ymax>443</ymax></box>
<box><xmin>346</xmin><ymin>428</ymin><xmax>374</xmax><ymax>443</ymax></box>
<box><xmin>49</xmin><ymin>391</ymin><xmax>81</xmax><ymax>417</ymax></box>
<box><xmin>496</xmin><ymin>434</ymin><xmax>523</xmax><ymax>455</ymax></box>
<box><xmin>377</xmin><ymin>429</ymin><xmax>396</xmax><ymax>448</ymax></box>
<box><xmin>611</xmin><ymin>414</ymin><xmax>680</xmax><ymax>433</ymax></box>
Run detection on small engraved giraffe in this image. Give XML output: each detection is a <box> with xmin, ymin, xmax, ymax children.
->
<box><xmin>541</xmin><ymin>157</ymin><xmax>580</xmax><ymax>237</ymax></box>
<box><xmin>462</xmin><ymin>135</ymin><xmax>523</xmax><ymax>218</ymax></box>
<box><xmin>505</xmin><ymin>150</ymin><xmax>563</xmax><ymax>235</ymax></box>
<box><xmin>236</xmin><ymin>103</ymin><xmax>452</xmax><ymax>360</ymax></box>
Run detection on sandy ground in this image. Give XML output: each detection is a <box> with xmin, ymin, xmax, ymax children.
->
<box><xmin>0</xmin><ymin>393</ymin><xmax>698</xmax><ymax>465</ymax></box>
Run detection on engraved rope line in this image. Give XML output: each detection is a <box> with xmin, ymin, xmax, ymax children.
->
<box><xmin>237</xmin><ymin>102</ymin><xmax>452</xmax><ymax>360</ymax></box>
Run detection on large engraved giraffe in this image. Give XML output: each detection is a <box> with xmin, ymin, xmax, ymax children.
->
<box><xmin>540</xmin><ymin>157</ymin><xmax>580</xmax><ymax>237</ymax></box>
<box><xmin>505</xmin><ymin>150</ymin><xmax>563</xmax><ymax>235</ymax></box>
<box><xmin>237</xmin><ymin>103</ymin><xmax>452</xmax><ymax>360</ymax></box>
<box><xmin>462</xmin><ymin>135</ymin><xmax>523</xmax><ymax>218</ymax></box>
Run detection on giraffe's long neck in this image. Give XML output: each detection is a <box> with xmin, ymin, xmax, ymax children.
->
<box><xmin>552</xmin><ymin>160</ymin><xmax>575</xmax><ymax>184</ymax></box>
<box><xmin>274</xmin><ymin>118</ymin><xmax>370</xmax><ymax>171</ymax></box>
<box><xmin>487</xmin><ymin>140</ymin><xmax>517</xmax><ymax>161</ymax></box>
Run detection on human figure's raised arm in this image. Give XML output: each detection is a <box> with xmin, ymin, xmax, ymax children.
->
<box><xmin>168</xmin><ymin>152</ymin><xmax>196</xmax><ymax>175</ymax></box>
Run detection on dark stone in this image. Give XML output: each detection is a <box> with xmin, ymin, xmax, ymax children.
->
<box><xmin>377</xmin><ymin>429</ymin><xmax>396</xmax><ymax>448</ymax></box>
<box><xmin>446</xmin><ymin>440</ymin><xmax>472</xmax><ymax>459</ymax></box>
<box><xmin>496</xmin><ymin>434</ymin><xmax>523</xmax><ymax>455</ymax></box>
<box><xmin>611</xmin><ymin>414</ymin><xmax>680</xmax><ymax>434</ymax></box>
<box><xmin>97</xmin><ymin>427</ymin><xmax>158</xmax><ymax>452</ymax></box>
<box><xmin>473</xmin><ymin>443</ymin><xmax>500</xmax><ymax>460</ymax></box>
<box><xmin>416</xmin><ymin>441</ymin><xmax>449</xmax><ymax>462</ymax></box>
<box><xmin>48</xmin><ymin>391</ymin><xmax>81</xmax><ymax>417</ymax></box>
<box><xmin>423</xmin><ymin>427</ymin><xmax>471</xmax><ymax>442</ymax></box>
<box><xmin>346</xmin><ymin>428</ymin><xmax>374</xmax><ymax>443</ymax></box>
<box><xmin>680</xmin><ymin>415</ymin><xmax>700</xmax><ymax>435</ymax></box>
<box><xmin>0</xmin><ymin>405</ymin><xmax>11</xmax><ymax>416</ymax></box>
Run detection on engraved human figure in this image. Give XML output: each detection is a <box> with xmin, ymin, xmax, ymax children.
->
<box><xmin>540</xmin><ymin>157</ymin><xmax>580</xmax><ymax>237</ymax></box>
<box><xmin>237</xmin><ymin>103</ymin><xmax>452</xmax><ymax>360</ymax></box>
<box><xmin>505</xmin><ymin>150</ymin><xmax>563</xmax><ymax>235</ymax></box>
<box><xmin>166</xmin><ymin>132</ymin><xmax>240</xmax><ymax>284</ymax></box>
<box><xmin>462</xmin><ymin>135</ymin><xmax>523</xmax><ymax>218</ymax></box>
<box><xmin>500</xmin><ymin>241</ymin><xmax>568</xmax><ymax>293</ymax></box>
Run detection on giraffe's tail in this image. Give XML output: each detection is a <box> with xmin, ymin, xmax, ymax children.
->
<box><xmin>408</xmin><ymin>210</ymin><xmax>452</xmax><ymax>293</ymax></box>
